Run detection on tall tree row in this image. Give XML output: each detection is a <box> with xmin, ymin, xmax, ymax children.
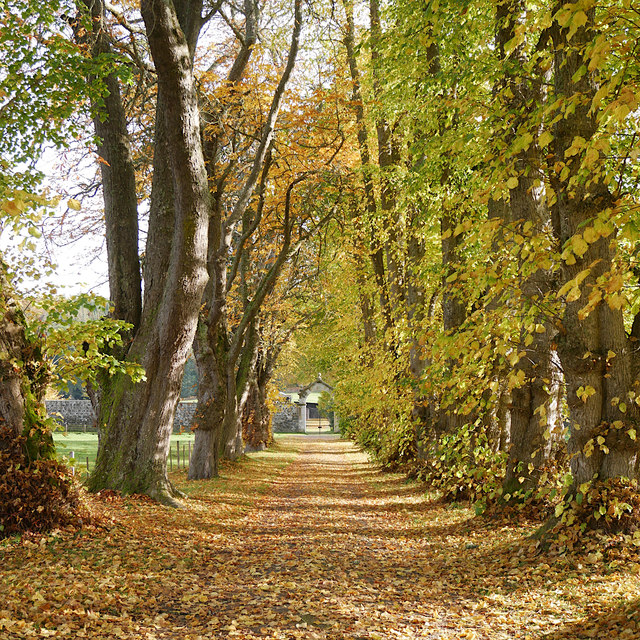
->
<box><xmin>303</xmin><ymin>0</ymin><xmax>640</xmax><ymax>526</ymax></box>
<box><xmin>73</xmin><ymin>0</ymin><xmax>346</xmax><ymax>488</ymax></box>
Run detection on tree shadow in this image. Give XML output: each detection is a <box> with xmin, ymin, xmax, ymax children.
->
<box><xmin>540</xmin><ymin>597</ymin><xmax>640</xmax><ymax>639</ymax></box>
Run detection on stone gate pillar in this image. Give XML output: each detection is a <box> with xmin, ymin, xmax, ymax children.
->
<box><xmin>296</xmin><ymin>400</ymin><xmax>307</xmax><ymax>433</ymax></box>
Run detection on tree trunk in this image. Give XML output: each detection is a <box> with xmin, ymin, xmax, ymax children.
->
<box><xmin>242</xmin><ymin>374</ymin><xmax>272</xmax><ymax>451</ymax></box>
<box><xmin>493</xmin><ymin>0</ymin><xmax>559</xmax><ymax>497</ymax></box>
<box><xmin>82</xmin><ymin>0</ymin><xmax>142</xmax><ymax>331</ymax></box>
<box><xmin>549</xmin><ymin>6</ymin><xmax>639</xmax><ymax>488</ymax></box>
<box><xmin>341</xmin><ymin>0</ymin><xmax>394</xmax><ymax>335</ymax></box>
<box><xmin>0</xmin><ymin>270</ymin><xmax>53</xmax><ymax>460</ymax></box>
<box><xmin>88</xmin><ymin>0</ymin><xmax>210</xmax><ymax>504</ymax></box>
<box><xmin>188</xmin><ymin>321</ymin><xmax>227</xmax><ymax>480</ymax></box>
<box><xmin>189</xmin><ymin>1</ymin><xmax>303</xmax><ymax>479</ymax></box>
<box><xmin>77</xmin><ymin>0</ymin><xmax>143</xmax><ymax>423</ymax></box>
<box><xmin>0</xmin><ymin>306</ymin><xmax>27</xmax><ymax>443</ymax></box>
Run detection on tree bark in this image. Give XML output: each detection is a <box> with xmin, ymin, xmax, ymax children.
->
<box><xmin>549</xmin><ymin>5</ymin><xmax>639</xmax><ymax>488</ymax></box>
<box><xmin>189</xmin><ymin>0</ymin><xmax>303</xmax><ymax>479</ymax></box>
<box><xmin>88</xmin><ymin>0</ymin><xmax>210</xmax><ymax>504</ymax></box>
<box><xmin>341</xmin><ymin>0</ymin><xmax>394</xmax><ymax>335</ymax></box>
<box><xmin>0</xmin><ymin>267</ymin><xmax>53</xmax><ymax>460</ymax></box>
<box><xmin>491</xmin><ymin>0</ymin><xmax>559</xmax><ymax>497</ymax></box>
<box><xmin>83</xmin><ymin>0</ymin><xmax>142</xmax><ymax>331</ymax></box>
<box><xmin>242</xmin><ymin>357</ymin><xmax>272</xmax><ymax>451</ymax></box>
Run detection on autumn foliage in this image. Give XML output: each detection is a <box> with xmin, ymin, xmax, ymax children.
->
<box><xmin>0</xmin><ymin>426</ymin><xmax>87</xmax><ymax>538</ymax></box>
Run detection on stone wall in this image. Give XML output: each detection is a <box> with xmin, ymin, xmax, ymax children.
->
<box><xmin>272</xmin><ymin>402</ymin><xmax>304</xmax><ymax>433</ymax></box>
<box><xmin>46</xmin><ymin>399</ymin><xmax>198</xmax><ymax>432</ymax></box>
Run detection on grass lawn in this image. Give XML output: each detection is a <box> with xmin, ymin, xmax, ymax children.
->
<box><xmin>53</xmin><ymin>431</ymin><xmax>196</xmax><ymax>475</ymax></box>
<box><xmin>52</xmin><ymin>431</ymin><xmax>320</xmax><ymax>477</ymax></box>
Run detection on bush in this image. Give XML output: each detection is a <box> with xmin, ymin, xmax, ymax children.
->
<box><xmin>414</xmin><ymin>422</ymin><xmax>506</xmax><ymax>508</ymax></box>
<box><xmin>554</xmin><ymin>478</ymin><xmax>640</xmax><ymax>535</ymax></box>
<box><xmin>0</xmin><ymin>426</ymin><xmax>87</xmax><ymax>538</ymax></box>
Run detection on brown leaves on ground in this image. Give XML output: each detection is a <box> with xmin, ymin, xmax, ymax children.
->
<box><xmin>2</xmin><ymin>436</ymin><xmax>640</xmax><ymax>639</ymax></box>
<box><xmin>0</xmin><ymin>426</ymin><xmax>89</xmax><ymax>538</ymax></box>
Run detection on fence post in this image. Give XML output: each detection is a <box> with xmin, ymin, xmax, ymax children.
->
<box><xmin>86</xmin><ymin>456</ymin><xmax>90</xmax><ymax>471</ymax></box>
<box><xmin>188</xmin><ymin>441</ymin><xmax>191</xmax><ymax>465</ymax></box>
<box><xmin>70</xmin><ymin>450</ymin><xmax>75</xmax><ymax>476</ymax></box>
<box><xmin>177</xmin><ymin>441</ymin><xmax>180</xmax><ymax>469</ymax></box>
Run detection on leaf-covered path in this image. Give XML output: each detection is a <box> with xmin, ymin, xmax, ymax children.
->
<box><xmin>2</xmin><ymin>435</ymin><xmax>640</xmax><ymax>639</ymax></box>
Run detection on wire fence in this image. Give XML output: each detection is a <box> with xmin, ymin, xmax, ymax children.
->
<box><xmin>69</xmin><ymin>439</ymin><xmax>192</xmax><ymax>475</ymax></box>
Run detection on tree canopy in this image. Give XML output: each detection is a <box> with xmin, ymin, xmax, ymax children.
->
<box><xmin>2</xmin><ymin>0</ymin><xmax>640</xmax><ymax>541</ymax></box>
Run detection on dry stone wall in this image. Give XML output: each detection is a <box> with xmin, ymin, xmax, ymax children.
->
<box><xmin>272</xmin><ymin>402</ymin><xmax>303</xmax><ymax>433</ymax></box>
<box><xmin>46</xmin><ymin>400</ymin><xmax>197</xmax><ymax>432</ymax></box>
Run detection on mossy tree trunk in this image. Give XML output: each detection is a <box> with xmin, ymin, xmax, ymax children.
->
<box><xmin>87</xmin><ymin>0</ymin><xmax>210</xmax><ymax>504</ymax></box>
<box><xmin>0</xmin><ymin>271</ymin><xmax>53</xmax><ymax>460</ymax></box>
<box><xmin>549</xmin><ymin>6</ymin><xmax>640</xmax><ymax>489</ymax></box>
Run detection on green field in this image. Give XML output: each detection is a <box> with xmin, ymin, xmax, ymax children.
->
<box><xmin>53</xmin><ymin>431</ymin><xmax>195</xmax><ymax>474</ymax></box>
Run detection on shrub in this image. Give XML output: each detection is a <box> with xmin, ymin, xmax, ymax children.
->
<box><xmin>414</xmin><ymin>422</ymin><xmax>506</xmax><ymax>508</ymax></box>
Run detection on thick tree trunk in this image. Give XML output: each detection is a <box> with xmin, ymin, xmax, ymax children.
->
<box><xmin>0</xmin><ymin>274</ymin><xmax>53</xmax><ymax>460</ymax></box>
<box><xmin>437</xmin><ymin>206</ymin><xmax>469</xmax><ymax>436</ymax></box>
<box><xmin>88</xmin><ymin>0</ymin><xmax>209</xmax><ymax>504</ymax></box>
<box><xmin>549</xmin><ymin>7</ymin><xmax>639</xmax><ymax>488</ymax></box>
<box><xmin>242</xmin><ymin>375</ymin><xmax>272</xmax><ymax>451</ymax></box>
<box><xmin>188</xmin><ymin>322</ymin><xmax>227</xmax><ymax>480</ymax></box>
<box><xmin>78</xmin><ymin>0</ymin><xmax>143</xmax><ymax>423</ymax></box>
<box><xmin>484</xmin><ymin>0</ymin><xmax>560</xmax><ymax>497</ymax></box>
<box><xmin>0</xmin><ymin>306</ymin><xmax>27</xmax><ymax>442</ymax></box>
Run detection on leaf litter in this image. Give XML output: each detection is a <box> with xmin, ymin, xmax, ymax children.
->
<box><xmin>1</xmin><ymin>435</ymin><xmax>640</xmax><ymax>639</ymax></box>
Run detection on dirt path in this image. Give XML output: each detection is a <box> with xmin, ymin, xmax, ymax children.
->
<box><xmin>157</xmin><ymin>436</ymin><xmax>506</xmax><ymax>639</ymax></box>
<box><xmin>3</xmin><ymin>435</ymin><xmax>638</xmax><ymax>639</ymax></box>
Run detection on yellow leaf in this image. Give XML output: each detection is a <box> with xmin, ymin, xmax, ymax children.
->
<box><xmin>604</xmin><ymin>273</ymin><xmax>624</xmax><ymax>293</ymax></box>
<box><xmin>572</xmin><ymin>236</ymin><xmax>589</xmax><ymax>257</ymax></box>
<box><xmin>67</xmin><ymin>198</ymin><xmax>82</xmax><ymax>211</ymax></box>
<box><xmin>583</xmin><ymin>227</ymin><xmax>598</xmax><ymax>243</ymax></box>
<box><xmin>608</xmin><ymin>293</ymin><xmax>625</xmax><ymax>310</ymax></box>
<box><xmin>558</xmin><ymin>280</ymin><xmax>574</xmax><ymax>297</ymax></box>
<box><xmin>1</xmin><ymin>200</ymin><xmax>21</xmax><ymax>217</ymax></box>
<box><xmin>572</xmin><ymin>10</ymin><xmax>588</xmax><ymax>28</ymax></box>
<box><xmin>506</xmin><ymin>176</ymin><xmax>519</xmax><ymax>189</ymax></box>
<box><xmin>566</xmin><ymin>287</ymin><xmax>582</xmax><ymax>303</ymax></box>
<box><xmin>565</xmin><ymin>136</ymin><xmax>586</xmax><ymax>157</ymax></box>
<box><xmin>583</xmin><ymin>147</ymin><xmax>599</xmax><ymax>168</ymax></box>
<box><xmin>613</xmin><ymin>103</ymin><xmax>631</xmax><ymax>122</ymax></box>
<box><xmin>539</xmin><ymin>131</ymin><xmax>553</xmax><ymax>147</ymax></box>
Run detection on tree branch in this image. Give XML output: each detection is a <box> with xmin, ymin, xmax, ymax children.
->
<box><xmin>225</xmin><ymin>0</ymin><xmax>303</xmax><ymax>230</ymax></box>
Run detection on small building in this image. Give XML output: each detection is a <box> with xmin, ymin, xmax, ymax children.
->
<box><xmin>272</xmin><ymin>376</ymin><xmax>335</xmax><ymax>433</ymax></box>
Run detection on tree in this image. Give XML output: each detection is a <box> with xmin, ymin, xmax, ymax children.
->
<box><xmin>86</xmin><ymin>0</ymin><xmax>211</xmax><ymax>504</ymax></box>
<box><xmin>547</xmin><ymin>1</ymin><xmax>640</xmax><ymax>490</ymax></box>
<box><xmin>188</xmin><ymin>0</ymin><xmax>347</xmax><ymax>477</ymax></box>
